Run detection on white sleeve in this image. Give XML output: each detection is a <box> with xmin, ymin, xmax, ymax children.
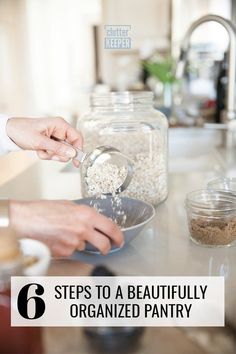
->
<box><xmin>0</xmin><ymin>115</ymin><xmax>21</xmax><ymax>155</ymax></box>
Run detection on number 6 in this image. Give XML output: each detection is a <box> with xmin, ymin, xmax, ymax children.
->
<box><xmin>17</xmin><ymin>283</ymin><xmax>45</xmax><ymax>320</ymax></box>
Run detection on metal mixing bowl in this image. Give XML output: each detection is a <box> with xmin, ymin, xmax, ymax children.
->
<box><xmin>73</xmin><ymin>197</ymin><xmax>155</xmax><ymax>253</ymax></box>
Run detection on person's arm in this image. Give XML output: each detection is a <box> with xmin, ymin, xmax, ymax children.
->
<box><xmin>1</xmin><ymin>116</ymin><xmax>83</xmax><ymax>167</ymax></box>
<box><xmin>9</xmin><ymin>199</ymin><xmax>124</xmax><ymax>256</ymax></box>
<box><xmin>0</xmin><ymin>115</ymin><xmax>21</xmax><ymax>155</ymax></box>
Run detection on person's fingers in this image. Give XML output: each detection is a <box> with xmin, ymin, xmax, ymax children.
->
<box><xmin>93</xmin><ymin>213</ymin><xmax>124</xmax><ymax>247</ymax></box>
<box><xmin>72</xmin><ymin>158</ymin><xmax>80</xmax><ymax>168</ymax></box>
<box><xmin>50</xmin><ymin>232</ymin><xmax>81</xmax><ymax>256</ymax></box>
<box><xmin>76</xmin><ymin>240</ymin><xmax>86</xmax><ymax>251</ymax></box>
<box><xmin>51</xmin><ymin>155</ymin><xmax>70</xmax><ymax>162</ymax></box>
<box><xmin>50</xmin><ymin>243</ymin><xmax>74</xmax><ymax>257</ymax></box>
<box><xmin>52</xmin><ymin>238</ymin><xmax>85</xmax><ymax>256</ymax></box>
<box><xmin>46</xmin><ymin>117</ymin><xmax>83</xmax><ymax>149</ymax></box>
<box><xmin>36</xmin><ymin>135</ymin><xmax>76</xmax><ymax>158</ymax></box>
<box><xmin>67</xmin><ymin>132</ymin><xmax>83</xmax><ymax>167</ymax></box>
<box><xmin>37</xmin><ymin>150</ymin><xmax>51</xmax><ymax>160</ymax></box>
<box><xmin>65</xmin><ymin>126</ymin><xmax>83</xmax><ymax>150</ymax></box>
<box><xmin>71</xmin><ymin>137</ymin><xmax>83</xmax><ymax>150</ymax></box>
<box><xmin>37</xmin><ymin>150</ymin><xmax>70</xmax><ymax>162</ymax></box>
<box><xmin>86</xmin><ymin>229</ymin><xmax>111</xmax><ymax>255</ymax></box>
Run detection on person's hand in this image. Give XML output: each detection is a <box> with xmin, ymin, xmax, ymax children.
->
<box><xmin>9</xmin><ymin>200</ymin><xmax>124</xmax><ymax>256</ymax></box>
<box><xmin>6</xmin><ymin>117</ymin><xmax>83</xmax><ymax>166</ymax></box>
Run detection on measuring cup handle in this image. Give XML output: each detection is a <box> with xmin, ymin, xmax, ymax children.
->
<box><xmin>74</xmin><ymin>148</ymin><xmax>87</xmax><ymax>163</ymax></box>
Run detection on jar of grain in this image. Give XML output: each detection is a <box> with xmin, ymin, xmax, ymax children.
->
<box><xmin>77</xmin><ymin>92</ymin><xmax>168</xmax><ymax>206</ymax></box>
<box><xmin>186</xmin><ymin>190</ymin><xmax>236</xmax><ymax>247</ymax></box>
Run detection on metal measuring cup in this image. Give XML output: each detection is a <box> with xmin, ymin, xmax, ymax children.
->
<box><xmin>74</xmin><ymin>145</ymin><xmax>134</xmax><ymax>194</ymax></box>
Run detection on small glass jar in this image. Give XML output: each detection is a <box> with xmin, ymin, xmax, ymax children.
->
<box><xmin>77</xmin><ymin>92</ymin><xmax>168</xmax><ymax>206</ymax></box>
<box><xmin>186</xmin><ymin>190</ymin><xmax>236</xmax><ymax>247</ymax></box>
<box><xmin>207</xmin><ymin>177</ymin><xmax>236</xmax><ymax>192</ymax></box>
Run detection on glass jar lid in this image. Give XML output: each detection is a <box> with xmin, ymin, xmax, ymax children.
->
<box><xmin>90</xmin><ymin>91</ymin><xmax>154</xmax><ymax>111</ymax></box>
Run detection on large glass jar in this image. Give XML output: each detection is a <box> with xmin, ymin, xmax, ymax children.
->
<box><xmin>78</xmin><ymin>92</ymin><xmax>168</xmax><ymax>206</ymax></box>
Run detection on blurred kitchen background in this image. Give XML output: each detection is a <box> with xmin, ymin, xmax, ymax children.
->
<box><xmin>0</xmin><ymin>0</ymin><xmax>233</xmax><ymax>125</ymax></box>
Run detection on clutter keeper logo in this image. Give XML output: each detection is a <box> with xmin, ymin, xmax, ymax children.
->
<box><xmin>104</xmin><ymin>25</ymin><xmax>131</xmax><ymax>49</ymax></box>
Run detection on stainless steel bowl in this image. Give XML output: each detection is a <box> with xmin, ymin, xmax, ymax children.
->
<box><xmin>73</xmin><ymin>196</ymin><xmax>155</xmax><ymax>253</ymax></box>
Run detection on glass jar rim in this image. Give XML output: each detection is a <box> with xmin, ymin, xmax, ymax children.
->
<box><xmin>90</xmin><ymin>91</ymin><xmax>154</xmax><ymax>108</ymax></box>
<box><xmin>207</xmin><ymin>177</ymin><xmax>236</xmax><ymax>190</ymax></box>
<box><xmin>186</xmin><ymin>189</ymin><xmax>236</xmax><ymax>212</ymax></box>
<box><xmin>91</xmin><ymin>91</ymin><xmax>153</xmax><ymax>98</ymax></box>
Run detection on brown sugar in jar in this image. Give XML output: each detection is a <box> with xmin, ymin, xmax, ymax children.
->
<box><xmin>190</xmin><ymin>217</ymin><xmax>236</xmax><ymax>246</ymax></box>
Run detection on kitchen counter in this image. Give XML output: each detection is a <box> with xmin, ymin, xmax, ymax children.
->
<box><xmin>1</xmin><ymin>128</ymin><xmax>236</xmax><ymax>353</ymax></box>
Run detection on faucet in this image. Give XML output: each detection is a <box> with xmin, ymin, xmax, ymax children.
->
<box><xmin>176</xmin><ymin>14</ymin><xmax>236</xmax><ymax>130</ymax></box>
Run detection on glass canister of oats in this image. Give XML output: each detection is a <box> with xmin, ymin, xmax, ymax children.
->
<box><xmin>77</xmin><ymin>91</ymin><xmax>168</xmax><ymax>206</ymax></box>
